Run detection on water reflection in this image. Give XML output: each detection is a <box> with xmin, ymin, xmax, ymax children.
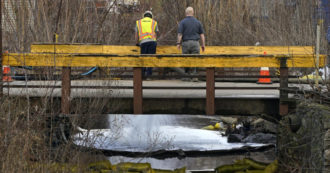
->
<box><xmin>109</xmin><ymin>150</ymin><xmax>276</xmax><ymax>170</ymax></box>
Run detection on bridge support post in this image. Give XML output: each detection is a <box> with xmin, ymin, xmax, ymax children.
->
<box><xmin>279</xmin><ymin>58</ymin><xmax>288</xmax><ymax>116</ymax></box>
<box><xmin>133</xmin><ymin>67</ymin><xmax>143</xmax><ymax>114</ymax></box>
<box><xmin>61</xmin><ymin>67</ymin><xmax>71</xmax><ymax>114</ymax></box>
<box><xmin>206</xmin><ymin>68</ymin><xmax>215</xmax><ymax>115</ymax></box>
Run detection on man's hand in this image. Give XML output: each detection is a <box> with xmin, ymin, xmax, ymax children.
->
<box><xmin>177</xmin><ymin>44</ymin><xmax>181</xmax><ymax>51</ymax></box>
<box><xmin>200</xmin><ymin>34</ymin><xmax>206</xmax><ymax>52</ymax></box>
<box><xmin>177</xmin><ymin>34</ymin><xmax>182</xmax><ymax>51</ymax></box>
<box><xmin>201</xmin><ymin>46</ymin><xmax>205</xmax><ymax>52</ymax></box>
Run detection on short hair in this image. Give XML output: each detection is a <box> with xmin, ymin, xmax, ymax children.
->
<box><xmin>185</xmin><ymin>7</ymin><xmax>194</xmax><ymax>15</ymax></box>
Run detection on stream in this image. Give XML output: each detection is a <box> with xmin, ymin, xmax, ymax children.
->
<box><xmin>74</xmin><ymin>114</ymin><xmax>276</xmax><ymax>170</ymax></box>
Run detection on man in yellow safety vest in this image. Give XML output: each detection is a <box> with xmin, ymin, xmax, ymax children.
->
<box><xmin>135</xmin><ymin>11</ymin><xmax>159</xmax><ymax>80</ymax></box>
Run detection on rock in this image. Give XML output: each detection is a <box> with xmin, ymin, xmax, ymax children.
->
<box><xmin>324</xmin><ymin>119</ymin><xmax>330</xmax><ymax>129</ymax></box>
<box><xmin>325</xmin><ymin>150</ymin><xmax>330</xmax><ymax>162</ymax></box>
<box><xmin>225</xmin><ymin>125</ymin><xmax>240</xmax><ymax>136</ymax></box>
<box><xmin>242</xmin><ymin>133</ymin><xmax>276</xmax><ymax>144</ymax></box>
<box><xmin>325</xmin><ymin>140</ymin><xmax>330</xmax><ymax>150</ymax></box>
<box><xmin>228</xmin><ymin>134</ymin><xmax>244</xmax><ymax>143</ymax></box>
<box><xmin>251</xmin><ymin>118</ymin><xmax>277</xmax><ymax>134</ymax></box>
<box><xmin>288</xmin><ymin>114</ymin><xmax>302</xmax><ymax>133</ymax></box>
<box><xmin>325</xmin><ymin>130</ymin><xmax>330</xmax><ymax>150</ymax></box>
<box><xmin>324</xmin><ymin>129</ymin><xmax>330</xmax><ymax>140</ymax></box>
<box><xmin>220</xmin><ymin>117</ymin><xmax>238</xmax><ymax>125</ymax></box>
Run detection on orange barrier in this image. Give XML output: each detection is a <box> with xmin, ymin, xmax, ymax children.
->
<box><xmin>257</xmin><ymin>67</ymin><xmax>272</xmax><ymax>84</ymax></box>
<box><xmin>2</xmin><ymin>66</ymin><xmax>12</xmax><ymax>82</ymax></box>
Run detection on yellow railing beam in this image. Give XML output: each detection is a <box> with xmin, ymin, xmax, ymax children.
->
<box><xmin>31</xmin><ymin>44</ymin><xmax>315</xmax><ymax>55</ymax></box>
<box><xmin>2</xmin><ymin>53</ymin><xmax>326</xmax><ymax>68</ymax></box>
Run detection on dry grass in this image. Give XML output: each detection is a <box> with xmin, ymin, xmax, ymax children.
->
<box><xmin>0</xmin><ymin>0</ymin><xmax>329</xmax><ymax>172</ymax></box>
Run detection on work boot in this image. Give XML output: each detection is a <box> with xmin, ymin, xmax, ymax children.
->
<box><xmin>191</xmin><ymin>68</ymin><xmax>198</xmax><ymax>82</ymax></box>
<box><xmin>181</xmin><ymin>78</ymin><xmax>190</xmax><ymax>81</ymax></box>
<box><xmin>191</xmin><ymin>78</ymin><xmax>199</xmax><ymax>82</ymax></box>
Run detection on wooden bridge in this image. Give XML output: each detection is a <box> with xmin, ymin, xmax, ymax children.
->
<box><xmin>1</xmin><ymin>44</ymin><xmax>326</xmax><ymax>116</ymax></box>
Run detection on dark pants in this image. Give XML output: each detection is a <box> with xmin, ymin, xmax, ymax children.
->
<box><xmin>182</xmin><ymin>40</ymin><xmax>200</xmax><ymax>74</ymax></box>
<box><xmin>140</xmin><ymin>41</ymin><xmax>157</xmax><ymax>77</ymax></box>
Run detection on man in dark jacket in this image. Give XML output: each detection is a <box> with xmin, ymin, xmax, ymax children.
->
<box><xmin>177</xmin><ymin>7</ymin><xmax>206</xmax><ymax>82</ymax></box>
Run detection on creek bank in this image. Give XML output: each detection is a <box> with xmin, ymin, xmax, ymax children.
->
<box><xmin>277</xmin><ymin>103</ymin><xmax>330</xmax><ymax>173</ymax></box>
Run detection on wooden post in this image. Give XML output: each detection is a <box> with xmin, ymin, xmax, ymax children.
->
<box><xmin>279</xmin><ymin>58</ymin><xmax>288</xmax><ymax>116</ymax></box>
<box><xmin>133</xmin><ymin>67</ymin><xmax>143</xmax><ymax>114</ymax></box>
<box><xmin>206</xmin><ymin>68</ymin><xmax>215</xmax><ymax>115</ymax></box>
<box><xmin>61</xmin><ymin>67</ymin><xmax>71</xmax><ymax>114</ymax></box>
<box><xmin>315</xmin><ymin>24</ymin><xmax>321</xmax><ymax>89</ymax></box>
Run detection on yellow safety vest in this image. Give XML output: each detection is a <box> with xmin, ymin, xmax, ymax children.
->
<box><xmin>136</xmin><ymin>17</ymin><xmax>157</xmax><ymax>41</ymax></box>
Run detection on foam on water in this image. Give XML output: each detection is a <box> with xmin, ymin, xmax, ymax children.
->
<box><xmin>74</xmin><ymin>115</ymin><xmax>264</xmax><ymax>152</ymax></box>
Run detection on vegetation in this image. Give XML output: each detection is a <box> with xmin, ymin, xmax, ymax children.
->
<box><xmin>0</xmin><ymin>0</ymin><xmax>329</xmax><ymax>172</ymax></box>
<box><xmin>2</xmin><ymin>0</ymin><xmax>328</xmax><ymax>50</ymax></box>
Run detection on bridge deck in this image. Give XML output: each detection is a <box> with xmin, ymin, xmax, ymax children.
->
<box><xmin>3</xmin><ymin>80</ymin><xmax>308</xmax><ymax>99</ymax></box>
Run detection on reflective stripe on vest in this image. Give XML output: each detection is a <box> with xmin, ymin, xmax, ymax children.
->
<box><xmin>136</xmin><ymin>17</ymin><xmax>157</xmax><ymax>41</ymax></box>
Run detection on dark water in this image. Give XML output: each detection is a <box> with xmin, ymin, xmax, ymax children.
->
<box><xmin>108</xmin><ymin>149</ymin><xmax>276</xmax><ymax>170</ymax></box>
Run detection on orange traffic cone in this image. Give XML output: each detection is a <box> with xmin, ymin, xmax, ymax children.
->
<box><xmin>257</xmin><ymin>67</ymin><xmax>272</xmax><ymax>84</ymax></box>
<box><xmin>2</xmin><ymin>66</ymin><xmax>12</xmax><ymax>82</ymax></box>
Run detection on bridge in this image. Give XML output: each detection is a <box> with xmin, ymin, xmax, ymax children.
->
<box><xmin>1</xmin><ymin>44</ymin><xmax>326</xmax><ymax>116</ymax></box>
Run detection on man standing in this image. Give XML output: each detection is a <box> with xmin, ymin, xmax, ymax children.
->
<box><xmin>135</xmin><ymin>11</ymin><xmax>159</xmax><ymax>80</ymax></box>
<box><xmin>177</xmin><ymin>7</ymin><xmax>205</xmax><ymax>82</ymax></box>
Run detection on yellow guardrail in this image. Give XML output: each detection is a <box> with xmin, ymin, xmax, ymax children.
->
<box><xmin>30</xmin><ymin>44</ymin><xmax>315</xmax><ymax>55</ymax></box>
<box><xmin>1</xmin><ymin>53</ymin><xmax>326</xmax><ymax>68</ymax></box>
<box><xmin>1</xmin><ymin>45</ymin><xmax>324</xmax><ymax>68</ymax></box>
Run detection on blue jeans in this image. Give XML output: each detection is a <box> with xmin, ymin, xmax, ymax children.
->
<box><xmin>140</xmin><ymin>41</ymin><xmax>157</xmax><ymax>77</ymax></box>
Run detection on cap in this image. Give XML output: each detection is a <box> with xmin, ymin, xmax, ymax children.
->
<box><xmin>144</xmin><ymin>11</ymin><xmax>153</xmax><ymax>17</ymax></box>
